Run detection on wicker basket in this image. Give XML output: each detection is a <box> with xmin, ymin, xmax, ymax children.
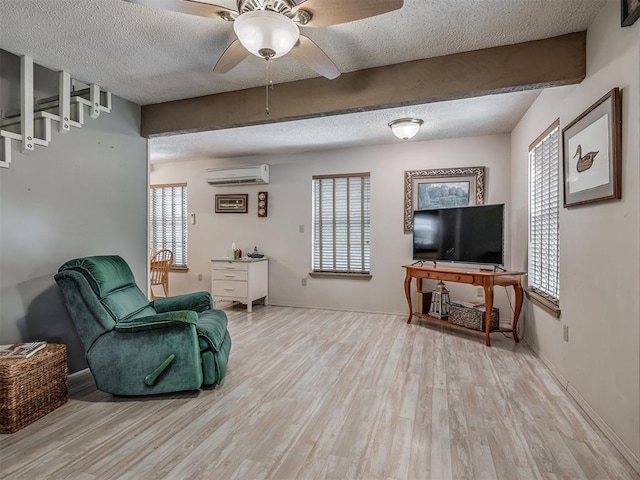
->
<box><xmin>0</xmin><ymin>343</ymin><xmax>68</xmax><ymax>433</ymax></box>
<box><xmin>449</xmin><ymin>305</ymin><xmax>499</xmax><ymax>331</ymax></box>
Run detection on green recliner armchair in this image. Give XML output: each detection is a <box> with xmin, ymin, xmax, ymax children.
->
<box><xmin>54</xmin><ymin>255</ymin><xmax>231</xmax><ymax>396</ymax></box>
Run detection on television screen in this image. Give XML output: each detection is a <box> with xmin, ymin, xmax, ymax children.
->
<box><xmin>413</xmin><ymin>204</ymin><xmax>504</xmax><ymax>265</ymax></box>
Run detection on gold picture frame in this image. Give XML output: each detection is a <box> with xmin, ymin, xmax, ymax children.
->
<box><xmin>404</xmin><ymin>166</ymin><xmax>486</xmax><ymax>232</ymax></box>
<box><xmin>215</xmin><ymin>194</ymin><xmax>248</xmax><ymax>213</ymax></box>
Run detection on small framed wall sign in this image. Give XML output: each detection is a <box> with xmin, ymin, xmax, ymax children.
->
<box><xmin>215</xmin><ymin>194</ymin><xmax>248</xmax><ymax>213</ymax></box>
<box><xmin>562</xmin><ymin>88</ymin><xmax>622</xmax><ymax>207</ymax></box>
<box><xmin>258</xmin><ymin>192</ymin><xmax>268</xmax><ymax>217</ymax></box>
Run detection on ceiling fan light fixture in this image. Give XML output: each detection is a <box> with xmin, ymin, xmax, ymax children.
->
<box><xmin>233</xmin><ymin>10</ymin><xmax>300</xmax><ymax>59</ymax></box>
<box><xmin>388</xmin><ymin>118</ymin><xmax>423</xmax><ymax>140</ymax></box>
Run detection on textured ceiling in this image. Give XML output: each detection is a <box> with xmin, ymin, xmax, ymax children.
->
<box><xmin>0</xmin><ymin>0</ymin><xmax>606</xmax><ymax>160</ymax></box>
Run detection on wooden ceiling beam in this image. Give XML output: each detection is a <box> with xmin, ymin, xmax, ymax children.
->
<box><xmin>141</xmin><ymin>31</ymin><xmax>586</xmax><ymax>138</ymax></box>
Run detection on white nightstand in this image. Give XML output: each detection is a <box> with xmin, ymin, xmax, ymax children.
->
<box><xmin>211</xmin><ymin>258</ymin><xmax>269</xmax><ymax>313</ymax></box>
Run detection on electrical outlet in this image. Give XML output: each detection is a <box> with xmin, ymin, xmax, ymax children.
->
<box><xmin>301</xmin><ymin>277</ymin><xmax>307</xmax><ymax>286</ymax></box>
<box><xmin>477</xmin><ymin>287</ymin><xmax>484</xmax><ymax>298</ymax></box>
<box><xmin>299</xmin><ymin>224</ymin><xmax>305</xmax><ymax>233</ymax></box>
<box><xmin>198</xmin><ymin>273</ymin><xmax>203</xmax><ymax>281</ymax></box>
<box><xmin>563</xmin><ymin>325</ymin><xmax>569</xmax><ymax>342</ymax></box>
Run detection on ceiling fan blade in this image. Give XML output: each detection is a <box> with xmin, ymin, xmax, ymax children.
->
<box><xmin>295</xmin><ymin>0</ymin><xmax>403</xmax><ymax>27</ymax></box>
<box><xmin>124</xmin><ymin>0</ymin><xmax>235</xmax><ymax>20</ymax></box>
<box><xmin>213</xmin><ymin>40</ymin><xmax>250</xmax><ymax>74</ymax></box>
<box><xmin>289</xmin><ymin>35</ymin><xmax>340</xmax><ymax>80</ymax></box>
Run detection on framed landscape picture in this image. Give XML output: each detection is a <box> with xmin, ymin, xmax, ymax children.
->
<box><xmin>417</xmin><ymin>180</ymin><xmax>471</xmax><ymax>210</ymax></box>
<box><xmin>404</xmin><ymin>166</ymin><xmax>486</xmax><ymax>232</ymax></box>
<box><xmin>562</xmin><ymin>88</ymin><xmax>622</xmax><ymax>207</ymax></box>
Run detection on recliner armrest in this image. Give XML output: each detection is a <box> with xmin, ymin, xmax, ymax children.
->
<box><xmin>152</xmin><ymin>292</ymin><xmax>213</xmax><ymax>313</ymax></box>
<box><xmin>115</xmin><ymin>310</ymin><xmax>198</xmax><ymax>333</ymax></box>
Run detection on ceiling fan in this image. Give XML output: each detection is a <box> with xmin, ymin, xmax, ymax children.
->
<box><xmin>125</xmin><ymin>0</ymin><xmax>404</xmax><ymax>80</ymax></box>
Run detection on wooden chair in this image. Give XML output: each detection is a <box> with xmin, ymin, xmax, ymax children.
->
<box><xmin>150</xmin><ymin>249</ymin><xmax>173</xmax><ymax>300</ymax></box>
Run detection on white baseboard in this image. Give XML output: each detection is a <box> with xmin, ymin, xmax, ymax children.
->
<box><xmin>524</xmin><ymin>337</ymin><xmax>639</xmax><ymax>474</ymax></box>
<box><xmin>523</xmin><ymin>337</ymin><xmax>569</xmax><ymax>389</ymax></box>
<box><xmin>566</xmin><ymin>383</ymin><xmax>640</xmax><ymax>474</ymax></box>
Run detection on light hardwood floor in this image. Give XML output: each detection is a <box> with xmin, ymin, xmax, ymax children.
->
<box><xmin>1</xmin><ymin>305</ymin><xmax>638</xmax><ymax>480</ymax></box>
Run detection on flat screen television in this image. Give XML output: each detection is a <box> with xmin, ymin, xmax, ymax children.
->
<box><xmin>413</xmin><ymin>204</ymin><xmax>505</xmax><ymax>265</ymax></box>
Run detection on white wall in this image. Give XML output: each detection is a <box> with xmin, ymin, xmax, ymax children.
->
<box><xmin>0</xmin><ymin>51</ymin><xmax>148</xmax><ymax>372</ymax></box>
<box><xmin>510</xmin><ymin>1</ymin><xmax>640</xmax><ymax>469</ymax></box>
<box><xmin>151</xmin><ymin>134</ymin><xmax>513</xmax><ymax>318</ymax></box>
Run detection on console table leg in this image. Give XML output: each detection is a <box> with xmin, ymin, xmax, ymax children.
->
<box><xmin>404</xmin><ymin>271</ymin><xmax>413</xmax><ymax>324</ymax></box>
<box><xmin>512</xmin><ymin>284</ymin><xmax>524</xmax><ymax>343</ymax></box>
<box><xmin>483</xmin><ymin>284</ymin><xmax>494</xmax><ymax>346</ymax></box>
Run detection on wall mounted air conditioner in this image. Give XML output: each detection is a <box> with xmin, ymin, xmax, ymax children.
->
<box><xmin>205</xmin><ymin>164</ymin><xmax>269</xmax><ymax>186</ymax></box>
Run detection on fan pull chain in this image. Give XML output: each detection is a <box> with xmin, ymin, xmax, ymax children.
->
<box><xmin>265</xmin><ymin>57</ymin><xmax>274</xmax><ymax>117</ymax></box>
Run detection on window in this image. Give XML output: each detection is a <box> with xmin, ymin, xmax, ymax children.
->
<box><xmin>312</xmin><ymin>173</ymin><xmax>371</xmax><ymax>277</ymax></box>
<box><xmin>149</xmin><ymin>183</ymin><xmax>188</xmax><ymax>268</ymax></box>
<box><xmin>528</xmin><ymin>120</ymin><xmax>560</xmax><ymax>314</ymax></box>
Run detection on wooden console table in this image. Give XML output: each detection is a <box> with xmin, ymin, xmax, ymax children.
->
<box><xmin>403</xmin><ymin>264</ymin><xmax>525</xmax><ymax>346</ymax></box>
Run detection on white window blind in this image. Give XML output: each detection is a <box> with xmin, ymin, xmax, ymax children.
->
<box><xmin>528</xmin><ymin>121</ymin><xmax>560</xmax><ymax>304</ymax></box>
<box><xmin>312</xmin><ymin>173</ymin><xmax>370</xmax><ymax>274</ymax></box>
<box><xmin>149</xmin><ymin>183</ymin><xmax>188</xmax><ymax>268</ymax></box>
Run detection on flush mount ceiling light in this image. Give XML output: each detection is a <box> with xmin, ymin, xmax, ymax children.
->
<box><xmin>389</xmin><ymin>118</ymin><xmax>423</xmax><ymax>140</ymax></box>
<box><xmin>233</xmin><ymin>10</ymin><xmax>300</xmax><ymax>59</ymax></box>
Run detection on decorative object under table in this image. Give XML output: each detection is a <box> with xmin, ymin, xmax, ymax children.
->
<box><xmin>449</xmin><ymin>305</ymin><xmax>499</xmax><ymax>331</ymax></box>
<box><xmin>0</xmin><ymin>343</ymin><xmax>68</xmax><ymax>433</ymax></box>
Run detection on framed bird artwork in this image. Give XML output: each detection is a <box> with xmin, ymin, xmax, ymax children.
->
<box><xmin>562</xmin><ymin>88</ymin><xmax>622</xmax><ymax>207</ymax></box>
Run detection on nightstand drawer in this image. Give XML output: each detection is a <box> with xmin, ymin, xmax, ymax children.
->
<box><xmin>212</xmin><ymin>262</ymin><xmax>249</xmax><ymax>272</ymax></box>
<box><xmin>212</xmin><ymin>280</ymin><xmax>248</xmax><ymax>297</ymax></box>
<box><xmin>212</xmin><ymin>270</ymin><xmax>248</xmax><ymax>281</ymax></box>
